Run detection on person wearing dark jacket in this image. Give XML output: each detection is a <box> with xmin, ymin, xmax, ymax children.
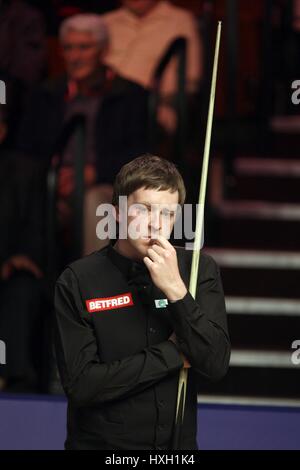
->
<box><xmin>54</xmin><ymin>155</ymin><xmax>230</xmax><ymax>450</ymax></box>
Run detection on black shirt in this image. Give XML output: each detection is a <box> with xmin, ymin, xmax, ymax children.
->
<box><xmin>54</xmin><ymin>244</ymin><xmax>230</xmax><ymax>450</ymax></box>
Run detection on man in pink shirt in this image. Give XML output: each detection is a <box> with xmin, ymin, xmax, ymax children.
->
<box><xmin>103</xmin><ymin>0</ymin><xmax>203</xmax><ymax>132</ymax></box>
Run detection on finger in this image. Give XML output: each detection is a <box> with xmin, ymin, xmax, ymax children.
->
<box><xmin>153</xmin><ymin>237</ymin><xmax>175</xmax><ymax>259</ymax></box>
<box><xmin>150</xmin><ymin>243</ymin><xmax>165</xmax><ymax>256</ymax></box>
<box><xmin>143</xmin><ymin>256</ymin><xmax>153</xmax><ymax>269</ymax></box>
<box><xmin>155</xmin><ymin>235</ymin><xmax>174</xmax><ymax>251</ymax></box>
<box><xmin>147</xmin><ymin>248</ymin><xmax>162</xmax><ymax>263</ymax></box>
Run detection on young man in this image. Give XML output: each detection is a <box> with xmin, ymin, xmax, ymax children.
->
<box><xmin>54</xmin><ymin>155</ymin><xmax>230</xmax><ymax>450</ymax></box>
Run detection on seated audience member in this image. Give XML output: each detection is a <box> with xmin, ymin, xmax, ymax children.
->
<box><xmin>102</xmin><ymin>0</ymin><xmax>203</xmax><ymax>133</ymax></box>
<box><xmin>15</xmin><ymin>14</ymin><xmax>149</xmax><ymax>258</ymax></box>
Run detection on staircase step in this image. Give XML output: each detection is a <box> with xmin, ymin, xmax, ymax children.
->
<box><xmin>230</xmin><ymin>349</ymin><xmax>293</xmax><ymax>368</ymax></box>
<box><xmin>231</xmin><ymin>158</ymin><xmax>300</xmax><ymax>202</ymax></box>
<box><xmin>235</xmin><ymin>157</ymin><xmax>300</xmax><ymax>177</ymax></box>
<box><xmin>269</xmin><ymin>119</ymin><xmax>300</xmax><ymax>157</ymax></box>
<box><xmin>212</xmin><ymin>201</ymin><xmax>300</xmax><ymax>250</ymax></box>
<box><xmin>271</xmin><ymin>115</ymin><xmax>300</xmax><ymax>134</ymax></box>
<box><xmin>219</xmin><ymin>200</ymin><xmax>300</xmax><ymax>221</ymax></box>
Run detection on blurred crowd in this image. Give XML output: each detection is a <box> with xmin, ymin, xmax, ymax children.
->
<box><xmin>0</xmin><ymin>0</ymin><xmax>203</xmax><ymax>394</ymax></box>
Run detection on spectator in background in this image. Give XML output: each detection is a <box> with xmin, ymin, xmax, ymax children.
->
<box><xmin>0</xmin><ymin>155</ymin><xmax>46</xmax><ymax>393</ymax></box>
<box><xmin>102</xmin><ymin>0</ymin><xmax>203</xmax><ymax>133</ymax></box>
<box><xmin>0</xmin><ymin>0</ymin><xmax>47</xmax><ymax>84</ymax></box>
<box><xmin>0</xmin><ymin>69</ymin><xmax>47</xmax><ymax>393</ymax></box>
<box><xmin>15</xmin><ymin>14</ymin><xmax>149</xmax><ymax>259</ymax></box>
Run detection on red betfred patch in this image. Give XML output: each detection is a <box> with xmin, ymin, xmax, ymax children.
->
<box><xmin>86</xmin><ymin>293</ymin><xmax>134</xmax><ymax>313</ymax></box>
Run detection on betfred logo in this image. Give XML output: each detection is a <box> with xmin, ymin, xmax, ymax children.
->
<box><xmin>86</xmin><ymin>293</ymin><xmax>134</xmax><ymax>312</ymax></box>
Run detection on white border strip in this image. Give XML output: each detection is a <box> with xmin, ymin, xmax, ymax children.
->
<box><xmin>226</xmin><ymin>297</ymin><xmax>300</xmax><ymax>316</ymax></box>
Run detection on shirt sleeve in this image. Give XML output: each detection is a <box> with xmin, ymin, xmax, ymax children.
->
<box><xmin>54</xmin><ymin>268</ymin><xmax>183</xmax><ymax>408</ymax></box>
<box><xmin>167</xmin><ymin>255</ymin><xmax>231</xmax><ymax>381</ymax></box>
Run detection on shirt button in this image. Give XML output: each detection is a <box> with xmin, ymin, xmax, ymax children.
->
<box><xmin>158</xmin><ymin>424</ymin><xmax>165</xmax><ymax>431</ymax></box>
<box><xmin>149</xmin><ymin>327</ymin><xmax>156</xmax><ymax>334</ymax></box>
<box><xmin>158</xmin><ymin>400</ymin><xmax>165</xmax><ymax>407</ymax></box>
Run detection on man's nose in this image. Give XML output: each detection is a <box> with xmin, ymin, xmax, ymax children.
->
<box><xmin>149</xmin><ymin>210</ymin><xmax>161</xmax><ymax>231</ymax></box>
<box><xmin>65</xmin><ymin>46</ymin><xmax>82</xmax><ymax>63</ymax></box>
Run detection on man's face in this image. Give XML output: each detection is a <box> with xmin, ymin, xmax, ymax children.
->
<box><xmin>117</xmin><ymin>187</ymin><xmax>180</xmax><ymax>260</ymax></box>
<box><xmin>123</xmin><ymin>0</ymin><xmax>157</xmax><ymax>17</ymax></box>
<box><xmin>61</xmin><ymin>30</ymin><xmax>102</xmax><ymax>82</ymax></box>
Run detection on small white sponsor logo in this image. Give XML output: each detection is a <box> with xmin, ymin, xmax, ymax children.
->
<box><xmin>154</xmin><ymin>299</ymin><xmax>168</xmax><ymax>308</ymax></box>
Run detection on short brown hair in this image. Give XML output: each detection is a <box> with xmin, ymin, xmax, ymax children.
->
<box><xmin>112</xmin><ymin>154</ymin><xmax>186</xmax><ymax>206</ymax></box>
